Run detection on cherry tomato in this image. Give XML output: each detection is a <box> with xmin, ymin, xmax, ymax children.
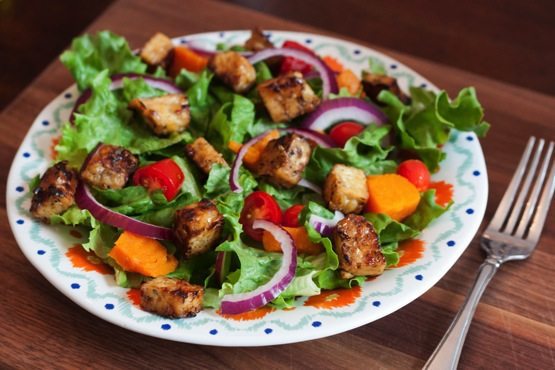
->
<box><xmin>282</xmin><ymin>204</ymin><xmax>305</xmax><ymax>227</ymax></box>
<box><xmin>329</xmin><ymin>121</ymin><xmax>365</xmax><ymax>147</ymax></box>
<box><xmin>280</xmin><ymin>40</ymin><xmax>315</xmax><ymax>75</ymax></box>
<box><xmin>239</xmin><ymin>191</ymin><xmax>283</xmax><ymax>241</ymax></box>
<box><xmin>133</xmin><ymin>158</ymin><xmax>184</xmax><ymax>201</ymax></box>
<box><xmin>396</xmin><ymin>159</ymin><xmax>431</xmax><ymax>192</ymax></box>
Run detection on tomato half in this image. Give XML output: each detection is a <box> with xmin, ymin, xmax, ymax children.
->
<box><xmin>282</xmin><ymin>204</ymin><xmax>305</xmax><ymax>227</ymax></box>
<box><xmin>239</xmin><ymin>191</ymin><xmax>283</xmax><ymax>241</ymax></box>
<box><xmin>280</xmin><ymin>40</ymin><xmax>315</xmax><ymax>75</ymax></box>
<box><xmin>396</xmin><ymin>159</ymin><xmax>431</xmax><ymax>192</ymax></box>
<box><xmin>132</xmin><ymin>158</ymin><xmax>184</xmax><ymax>201</ymax></box>
<box><xmin>329</xmin><ymin>121</ymin><xmax>365</xmax><ymax>147</ymax></box>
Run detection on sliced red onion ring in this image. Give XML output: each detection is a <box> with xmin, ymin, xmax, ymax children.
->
<box><xmin>247</xmin><ymin>48</ymin><xmax>338</xmax><ymax>98</ymax></box>
<box><xmin>220</xmin><ymin>220</ymin><xmax>297</xmax><ymax>314</ymax></box>
<box><xmin>297</xmin><ymin>178</ymin><xmax>322</xmax><ymax>194</ymax></box>
<box><xmin>308</xmin><ymin>211</ymin><xmax>345</xmax><ymax>237</ymax></box>
<box><xmin>282</xmin><ymin>128</ymin><xmax>336</xmax><ymax>148</ymax></box>
<box><xmin>301</xmin><ymin>97</ymin><xmax>387</xmax><ymax>131</ymax></box>
<box><xmin>230</xmin><ymin>131</ymin><xmax>273</xmax><ymax>193</ymax></box>
<box><xmin>75</xmin><ymin>182</ymin><xmax>174</xmax><ymax>240</ymax></box>
<box><xmin>69</xmin><ymin>73</ymin><xmax>182</xmax><ymax>124</ymax></box>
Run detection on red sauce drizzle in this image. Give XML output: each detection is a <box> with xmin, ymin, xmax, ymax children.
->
<box><xmin>217</xmin><ymin>306</ymin><xmax>275</xmax><ymax>321</ymax></box>
<box><xmin>127</xmin><ymin>289</ymin><xmax>141</xmax><ymax>306</ymax></box>
<box><xmin>304</xmin><ymin>286</ymin><xmax>362</xmax><ymax>309</ymax></box>
<box><xmin>395</xmin><ymin>239</ymin><xmax>425</xmax><ymax>268</ymax></box>
<box><xmin>66</xmin><ymin>245</ymin><xmax>112</xmax><ymax>275</ymax></box>
<box><xmin>429</xmin><ymin>181</ymin><xmax>454</xmax><ymax>207</ymax></box>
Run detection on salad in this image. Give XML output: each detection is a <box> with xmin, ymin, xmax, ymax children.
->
<box><xmin>28</xmin><ymin>29</ymin><xmax>489</xmax><ymax>318</ymax></box>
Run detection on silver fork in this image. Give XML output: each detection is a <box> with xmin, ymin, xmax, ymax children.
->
<box><xmin>423</xmin><ymin>137</ymin><xmax>555</xmax><ymax>370</ymax></box>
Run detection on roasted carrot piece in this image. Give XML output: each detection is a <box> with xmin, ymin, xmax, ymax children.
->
<box><xmin>322</xmin><ymin>56</ymin><xmax>344</xmax><ymax>73</ymax></box>
<box><xmin>337</xmin><ymin>69</ymin><xmax>361</xmax><ymax>95</ymax></box>
<box><xmin>263</xmin><ymin>226</ymin><xmax>323</xmax><ymax>255</ymax></box>
<box><xmin>108</xmin><ymin>231</ymin><xmax>178</xmax><ymax>277</ymax></box>
<box><xmin>365</xmin><ymin>174</ymin><xmax>421</xmax><ymax>221</ymax></box>
<box><xmin>228</xmin><ymin>129</ymin><xmax>280</xmax><ymax>167</ymax></box>
<box><xmin>169</xmin><ymin>46</ymin><xmax>208</xmax><ymax>76</ymax></box>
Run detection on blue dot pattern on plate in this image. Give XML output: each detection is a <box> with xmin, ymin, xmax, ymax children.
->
<box><xmin>473</xmin><ymin>170</ymin><xmax>480</xmax><ymax>176</ymax></box>
<box><xmin>42</xmin><ymin>120</ymin><xmax>49</xmax><ymax>126</ymax></box>
<box><xmin>16</xmin><ymin>219</ymin><xmax>24</xmax><ymax>225</ymax></box>
<box><xmin>372</xmin><ymin>301</ymin><xmax>381</xmax><ymax>307</ymax></box>
<box><xmin>16</xmin><ymin>186</ymin><xmax>24</xmax><ymax>192</ymax></box>
<box><xmin>390</xmin><ymin>64</ymin><xmax>397</xmax><ymax>69</ymax></box>
<box><xmin>37</xmin><ymin>250</ymin><xmax>46</xmax><ymax>255</ymax></box>
<box><xmin>415</xmin><ymin>274</ymin><xmax>423</xmax><ymax>281</ymax></box>
<box><xmin>466</xmin><ymin>208</ymin><xmax>475</xmax><ymax>215</ymax></box>
<box><xmin>353</xmin><ymin>49</ymin><xmax>361</xmax><ymax>55</ymax></box>
<box><xmin>420</xmin><ymin>82</ymin><xmax>427</xmax><ymax>88</ymax></box>
<box><xmin>23</xmin><ymin>152</ymin><xmax>30</xmax><ymax>158</ymax></box>
<box><xmin>180</xmin><ymin>38</ymin><xmax>187</xmax><ymax>44</ymax></box>
<box><xmin>305</xmin><ymin>38</ymin><xmax>312</xmax><ymax>44</ymax></box>
<box><xmin>105</xmin><ymin>303</ymin><xmax>114</xmax><ymax>310</ymax></box>
<box><xmin>209</xmin><ymin>329</ymin><xmax>218</xmax><ymax>335</ymax></box>
<box><xmin>264</xmin><ymin>328</ymin><xmax>273</xmax><ymax>334</ymax></box>
<box><xmin>161</xmin><ymin>324</ymin><xmax>171</xmax><ymax>330</ymax></box>
<box><xmin>447</xmin><ymin>240</ymin><xmax>456</xmax><ymax>247</ymax></box>
<box><xmin>312</xmin><ymin>321</ymin><xmax>322</xmax><ymax>327</ymax></box>
<box><xmin>466</xmin><ymin>135</ymin><xmax>474</xmax><ymax>141</ymax></box>
<box><xmin>71</xmin><ymin>283</ymin><xmax>80</xmax><ymax>289</ymax></box>
<box><xmin>64</xmin><ymin>93</ymin><xmax>72</xmax><ymax>99</ymax></box>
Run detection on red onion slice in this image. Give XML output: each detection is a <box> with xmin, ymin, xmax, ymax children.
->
<box><xmin>301</xmin><ymin>97</ymin><xmax>387</xmax><ymax>131</ymax></box>
<box><xmin>297</xmin><ymin>178</ymin><xmax>322</xmax><ymax>194</ymax></box>
<box><xmin>69</xmin><ymin>73</ymin><xmax>182</xmax><ymax>124</ymax></box>
<box><xmin>75</xmin><ymin>182</ymin><xmax>174</xmax><ymax>240</ymax></box>
<box><xmin>247</xmin><ymin>48</ymin><xmax>338</xmax><ymax>98</ymax></box>
<box><xmin>220</xmin><ymin>220</ymin><xmax>297</xmax><ymax>314</ymax></box>
<box><xmin>308</xmin><ymin>211</ymin><xmax>345</xmax><ymax>237</ymax></box>
<box><xmin>230</xmin><ymin>131</ymin><xmax>273</xmax><ymax>193</ymax></box>
<box><xmin>282</xmin><ymin>128</ymin><xmax>336</xmax><ymax>148</ymax></box>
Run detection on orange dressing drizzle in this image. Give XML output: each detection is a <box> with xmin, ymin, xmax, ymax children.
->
<box><xmin>127</xmin><ymin>289</ymin><xmax>141</xmax><ymax>306</ymax></box>
<box><xmin>50</xmin><ymin>136</ymin><xmax>60</xmax><ymax>160</ymax></box>
<box><xmin>395</xmin><ymin>239</ymin><xmax>425</xmax><ymax>268</ymax></box>
<box><xmin>304</xmin><ymin>286</ymin><xmax>361</xmax><ymax>309</ymax></box>
<box><xmin>66</xmin><ymin>244</ymin><xmax>112</xmax><ymax>275</ymax></box>
<box><xmin>217</xmin><ymin>306</ymin><xmax>275</xmax><ymax>321</ymax></box>
<box><xmin>429</xmin><ymin>181</ymin><xmax>454</xmax><ymax>207</ymax></box>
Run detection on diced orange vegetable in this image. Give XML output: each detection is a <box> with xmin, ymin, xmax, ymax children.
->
<box><xmin>169</xmin><ymin>46</ymin><xmax>208</xmax><ymax>76</ymax></box>
<box><xmin>366</xmin><ymin>174</ymin><xmax>421</xmax><ymax>221</ymax></box>
<box><xmin>337</xmin><ymin>69</ymin><xmax>361</xmax><ymax>95</ymax></box>
<box><xmin>228</xmin><ymin>129</ymin><xmax>280</xmax><ymax>167</ymax></box>
<box><xmin>108</xmin><ymin>231</ymin><xmax>178</xmax><ymax>277</ymax></box>
<box><xmin>322</xmin><ymin>56</ymin><xmax>344</xmax><ymax>73</ymax></box>
<box><xmin>262</xmin><ymin>227</ymin><xmax>323</xmax><ymax>255</ymax></box>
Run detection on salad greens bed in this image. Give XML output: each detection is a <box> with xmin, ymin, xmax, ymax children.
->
<box><xmin>38</xmin><ymin>31</ymin><xmax>488</xmax><ymax>310</ymax></box>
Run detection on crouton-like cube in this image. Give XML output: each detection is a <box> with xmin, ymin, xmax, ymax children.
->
<box><xmin>255</xmin><ymin>133</ymin><xmax>313</xmax><ymax>188</ymax></box>
<box><xmin>362</xmin><ymin>72</ymin><xmax>410</xmax><ymax>106</ymax></box>
<box><xmin>244</xmin><ymin>27</ymin><xmax>274</xmax><ymax>51</ymax></box>
<box><xmin>208</xmin><ymin>51</ymin><xmax>256</xmax><ymax>93</ymax></box>
<box><xmin>257</xmin><ymin>72</ymin><xmax>320</xmax><ymax>122</ymax></box>
<box><xmin>140</xmin><ymin>32</ymin><xmax>174</xmax><ymax>67</ymax></box>
<box><xmin>323</xmin><ymin>164</ymin><xmax>369</xmax><ymax>214</ymax></box>
<box><xmin>30</xmin><ymin>161</ymin><xmax>78</xmax><ymax>220</ymax></box>
<box><xmin>129</xmin><ymin>93</ymin><xmax>190</xmax><ymax>136</ymax></box>
<box><xmin>174</xmin><ymin>200</ymin><xmax>224</xmax><ymax>258</ymax></box>
<box><xmin>333</xmin><ymin>214</ymin><xmax>385</xmax><ymax>278</ymax></box>
<box><xmin>366</xmin><ymin>174</ymin><xmax>420</xmax><ymax>221</ymax></box>
<box><xmin>185</xmin><ymin>137</ymin><xmax>228</xmax><ymax>174</ymax></box>
<box><xmin>140</xmin><ymin>277</ymin><xmax>204</xmax><ymax>318</ymax></box>
<box><xmin>80</xmin><ymin>144</ymin><xmax>138</xmax><ymax>190</ymax></box>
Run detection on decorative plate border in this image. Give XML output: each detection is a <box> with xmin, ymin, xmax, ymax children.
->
<box><xmin>6</xmin><ymin>30</ymin><xmax>488</xmax><ymax>346</ymax></box>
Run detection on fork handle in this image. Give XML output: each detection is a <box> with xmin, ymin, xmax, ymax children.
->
<box><xmin>423</xmin><ymin>257</ymin><xmax>500</xmax><ymax>370</ymax></box>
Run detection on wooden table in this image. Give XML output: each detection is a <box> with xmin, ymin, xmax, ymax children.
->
<box><xmin>1</xmin><ymin>0</ymin><xmax>553</xmax><ymax>368</ymax></box>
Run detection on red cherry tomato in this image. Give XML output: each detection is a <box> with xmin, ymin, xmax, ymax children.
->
<box><xmin>132</xmin><ymin>158</ymin><xmax>184</xmax><ymax>201</ymax></box>
<box><xmin>329</xmin><ymin>121</ymin><xmax>365</xmax><ymax>147</ymax></box>
<box><xmin>280</xmin><ymin>40</ymin><xmax>315</xmax><ymax>75</ymax></box>
<box><xmin>282</xmin><ymin>204</ymin><xmax>305</xmax><ymax>227</ymax></box>
<box><xmin>239</xmin><ymin>191</ymin><xmax>283</xmax><ymax>241</ymax></box>
<box><xmin>396</xmin><ymin>159</ymin><xmax>431</xmax><ymax>192</ymax></box>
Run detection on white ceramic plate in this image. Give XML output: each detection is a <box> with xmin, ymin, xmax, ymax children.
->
<box><xmin>6</xmin><ymin>30</ymin><xmax>488</xmax><ymax>346</ymax></box>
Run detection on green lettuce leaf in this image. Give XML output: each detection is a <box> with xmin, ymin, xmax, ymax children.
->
<box><xmin>405</xmin><ymin>189</ymin><xmax>452</xmax><ymax>231</ymax></box>
<box><xmin>60</xmin><ymin>31</ymin><xmax>147</xmax><ymax>91</ymax></box>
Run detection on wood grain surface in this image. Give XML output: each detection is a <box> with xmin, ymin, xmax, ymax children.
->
<box><xmin>0</xmin><ymin>0</ymin><xmax>554</xmax><ymax>369</ymax></box>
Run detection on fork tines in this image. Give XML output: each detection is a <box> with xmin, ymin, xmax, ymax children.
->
<box><xmin>487</xmin><ymin>137</ymin><xmax>555</xmax><ymax>241</ymax></box>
